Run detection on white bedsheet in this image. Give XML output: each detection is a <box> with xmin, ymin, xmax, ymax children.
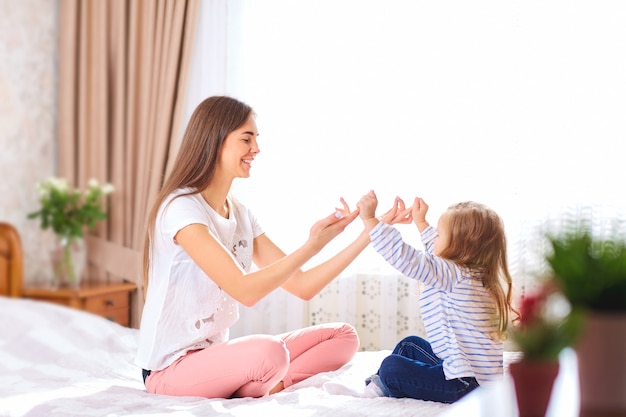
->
<box><xmin>0</xmin><ymin>296</ymin><xmax>514</xmax><ymax>417</ymax></box>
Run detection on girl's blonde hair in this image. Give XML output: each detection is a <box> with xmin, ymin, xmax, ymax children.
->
<box><xmin>438</xmin><ymin>201</ymin><xmax>518</xmax><ymax>340</ymax></box>
<box><xmin>142</xmin><ymin>96</ymin><xmax>253</xmax><ymax>295</ymax></box>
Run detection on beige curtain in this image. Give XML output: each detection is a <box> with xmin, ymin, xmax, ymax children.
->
<box><xmin>57</xmin><ymin>0</ymin><xmax>199</xmax><ymax>327</ymax></box>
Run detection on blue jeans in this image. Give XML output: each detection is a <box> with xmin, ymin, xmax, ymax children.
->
<box><xmin>374</xmin><ymin>336</ymin><xmax>479</xmax><ymax>403</ymax></box>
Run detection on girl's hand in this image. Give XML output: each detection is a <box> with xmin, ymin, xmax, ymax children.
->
<box><xmin>357</xmin><ymin>190</ymin><xmax>382</xmax><ymax>233</ymax></box>
<box><xmin>380</xmin><ymin>196</ymin><xmax>413</xmax><ymax>225</ymax></box>
<box><xmin>357</xmin><ymin>190</ymin><xmax>378</xmax><ymax>220</ymax></box>
<box><xmin>412</xmin><ymin>197</ymin><xmax>429</xmax><ymax>226</ymax></box>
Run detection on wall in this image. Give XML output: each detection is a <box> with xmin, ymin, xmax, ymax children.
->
<box><xmin>0</xmin><ymin>0</ymin><xmax>59</xmax><ymax>284</ymax></box>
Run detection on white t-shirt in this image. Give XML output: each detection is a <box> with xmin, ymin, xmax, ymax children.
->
<box><xmin>135</xmin><ymin>188</ymin><xmax>263</xmax><ymax>371</ymax></box>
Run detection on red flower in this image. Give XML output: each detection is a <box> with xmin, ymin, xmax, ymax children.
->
<box><xmin>510</xmin><ymin>281</ymin><xmax>580</xmax><ymax>361</ymax></box>
<box><xmin>519</xmin><ymin>291</ymin><xmax>547</xmax><ymax>327</ymax></box>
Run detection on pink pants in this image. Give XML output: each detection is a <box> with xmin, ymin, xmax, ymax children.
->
<box><xmin>145</xmin><ymin>322</ymin><xmax>359</xmax><ymax>398</ymax></box>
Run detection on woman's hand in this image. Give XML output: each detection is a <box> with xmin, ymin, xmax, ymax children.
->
<box><xmin>380</xmin><ymin>196</ymin><xmax>413</xmax><ymax>225</ymax></box>
<box><xmin>306</xmin><ymin>198</ymin><xmax>359</xmax><ymax>252</ymax></box>
<box><xmin>335</xmin><ymin>197</ymin><xmax>352</xmax><ymax>218</ymax></box>
<box><xmin>274</xmin><ymin>197</ymin><xmax>373</xmax><ymax>301</ymax></box>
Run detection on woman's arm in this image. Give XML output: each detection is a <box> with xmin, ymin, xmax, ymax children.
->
<box><xmin>252</xmin><ymin>230</ymin><xmax>371</xmax><ymax>300</ymax></box>
<box><xmin>175</xmin><ymin>209</ymin><xmax>359</xmax><ymax>307</ymax></box>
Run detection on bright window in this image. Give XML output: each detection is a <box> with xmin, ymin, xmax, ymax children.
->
<box><xmin>188</xmin><ymin>0</ymin><xmax>626</xmax><ymax>284</ymax></box>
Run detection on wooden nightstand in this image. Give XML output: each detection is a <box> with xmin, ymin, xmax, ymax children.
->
<box><xmin>22</xmin><ymin>281</ymin><xmax>137</xmax><ymax>327</ymax></box>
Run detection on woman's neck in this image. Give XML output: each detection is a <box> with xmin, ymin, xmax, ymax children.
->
<box><xmin>200</xmin><ymin>181</ymin><xmax>231</xmax><ymax>218</ymax></box>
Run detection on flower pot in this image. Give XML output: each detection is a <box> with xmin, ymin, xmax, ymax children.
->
<box><xmin>576</xmin><ymin>312</ymin><xmax>626</xmax><ymax>417</ymax></box>
<box><xmin>509</xmin><ymin>359</ymin><xmax>560</xmax><ymax>417</ymax></box>
<box><xmin>50</xmin><ymin>236</ymin><xmax>86</xmax><ymax>288</ymax></box>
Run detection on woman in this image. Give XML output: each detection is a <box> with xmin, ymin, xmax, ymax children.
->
<box><xmin>135</xmin><ymin>96</ymin><xmax>370</xmax><ymax>399</ymax></box>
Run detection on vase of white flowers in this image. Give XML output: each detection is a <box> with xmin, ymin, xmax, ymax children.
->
<box><xmin>49</xmin><ymin>235</ymin><xmax>87</xmax><ymax>287</ymax></box>
<box><xmin>28</xmin><ymin>177</ymin><xmax>114</xmax><ymax>287</ymax></box>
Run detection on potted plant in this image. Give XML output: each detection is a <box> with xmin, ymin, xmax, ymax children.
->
<box><xmin>508</xmin><ymin>282</ymin><xmax>581</xmax><ymax>417</ymax></box>
<box><xmin>28</xmin><ymin>177</ymin><xmax>114</xmax><ymax>287</ymax></box>
<box><xmin>545</xmin><ymin>226</ymin><xmax>626</xmax><ymax>417</ymax></box>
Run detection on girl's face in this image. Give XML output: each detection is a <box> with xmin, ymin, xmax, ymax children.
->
<box><xmin>433</xmin><ymin>212</ymin><xmax>450</xmax><ymax>256</ymax></box>
<box><xmin>217</xmin><ymin>115</ymin><xmax>260</xmax><ymax>180</ymax></box>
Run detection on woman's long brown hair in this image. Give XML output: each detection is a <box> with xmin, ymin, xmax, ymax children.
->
<box><xmin>142</xmin><ymin>96</ymin><xmax>253</xmax><ymax>295</ymax></box>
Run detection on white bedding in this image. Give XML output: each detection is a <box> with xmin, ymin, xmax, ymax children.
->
<box><xmin>0</xmin><ymin>297</ymin><xmax>516</xmax><ymax>417</ymax></box>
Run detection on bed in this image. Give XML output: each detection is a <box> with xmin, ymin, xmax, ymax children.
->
<box><xmin>1</xmin><ymin>223</ymin><xmax>576</xmax><ymax>417</ymax></box>
<box><xmin>0</xmin><ymin>296</ymin><xmax>453</xmax><ymax>417</ymax></box>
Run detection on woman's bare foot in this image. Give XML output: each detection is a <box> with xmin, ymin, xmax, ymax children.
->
<box><xmin>269</xmin><ymin>381</ymin><xmax>284</xmax><ymax>395</ymax></box>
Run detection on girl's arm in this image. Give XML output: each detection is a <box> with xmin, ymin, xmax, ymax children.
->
<box><xmin>371</xmin><ymin>224</ymin><xmax>459</xmax><ymax>291</ymax></box>
<box><xmin>358</xmin><ymin>190</ymin><xmax>459</xmax><ymax>291</ymax></box>
<box><xmin>175</xmin><ymin>209</ymin><xmax>359</xmax><ymax>307</ymax></box>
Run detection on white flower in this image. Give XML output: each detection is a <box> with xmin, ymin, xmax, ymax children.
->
<box><xmin>36</xmin><ymin>182</ymin><xmax>47</xmax><ymax>197</ymax></box>
<box><xmin>101</xmin><ymin>183</ymin><xmax>115</xmax><ymax>194</ymax></box>
<box><xmin>48</xmin><ymin>177</ymin><xmax>69</xmax><ymax>192</ymax></box>
<box><xmin>544</xmin><ymin>292</ymin><xmax>572</xmax><ymax>325</ymax></box>
<box><xmin>88</xmin><ymin>178</ymin><xmax>100</xmax><ymax>189</ymax></box>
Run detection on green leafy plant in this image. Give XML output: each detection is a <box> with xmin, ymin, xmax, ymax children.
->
<box><xmin>545</xmin><ymin>229</ymin><xmax>626</xmax><ymax>312</ymax></box>
<box><xmin>510</xmin><ymin>282</ymin><xmax>582</xmax><ymax>361</ymax></box>
<box><xmin>543</xmin><ymin>224</ymin><xmax>626</xmax><ymax>414</ymax></box>
<box><xmin>27</xmin><ymin>177</ymin><xmax>115</xmax><ymax>240</ymax></box>
<box><xmin>27</xmin><ymin>177</ymin><xmax>115</xmax><ymax>284</ymax></box>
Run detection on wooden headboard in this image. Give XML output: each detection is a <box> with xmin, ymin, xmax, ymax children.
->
<box><xmin>0</xmin><ymin>222</ymin><xmax>23</xmax><ymax>297</ymax></box>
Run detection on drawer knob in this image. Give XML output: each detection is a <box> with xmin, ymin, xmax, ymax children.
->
<box><xmin>105</xmin><ymin>299</ymin><xmax>115</xmax><ymax>306</ymax></box>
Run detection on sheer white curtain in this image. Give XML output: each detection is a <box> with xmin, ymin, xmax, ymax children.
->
<box><xmin>188</xmin><ymin>0</ymin><xmax>626</xmax><ymax>350</ymax></box>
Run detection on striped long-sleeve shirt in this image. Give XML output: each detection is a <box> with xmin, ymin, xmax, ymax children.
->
<box><xmin>370</xmin><ymin>222</ymin><xmax>503</xmax><ymax>386</ymax></box>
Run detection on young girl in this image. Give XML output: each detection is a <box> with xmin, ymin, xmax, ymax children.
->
<box><xmin>356</xmin><ymin>190</ymin><xmax>516</xmax><ymax>403</ymax></box>
<box><xmin>135</xmin><ymin>96</ymin><xmax>371</xmax><ymax>399</ymax></box>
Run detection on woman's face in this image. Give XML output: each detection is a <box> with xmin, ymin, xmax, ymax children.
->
<box><xmin>217</xmin><ymin>115</ymin><xmax>260</xmax><ymax>180</ymax></box>
<box><xmin>433</xmin><ymin>212</ymin><xmax>450</xmax><ymax>256</ymax></box>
